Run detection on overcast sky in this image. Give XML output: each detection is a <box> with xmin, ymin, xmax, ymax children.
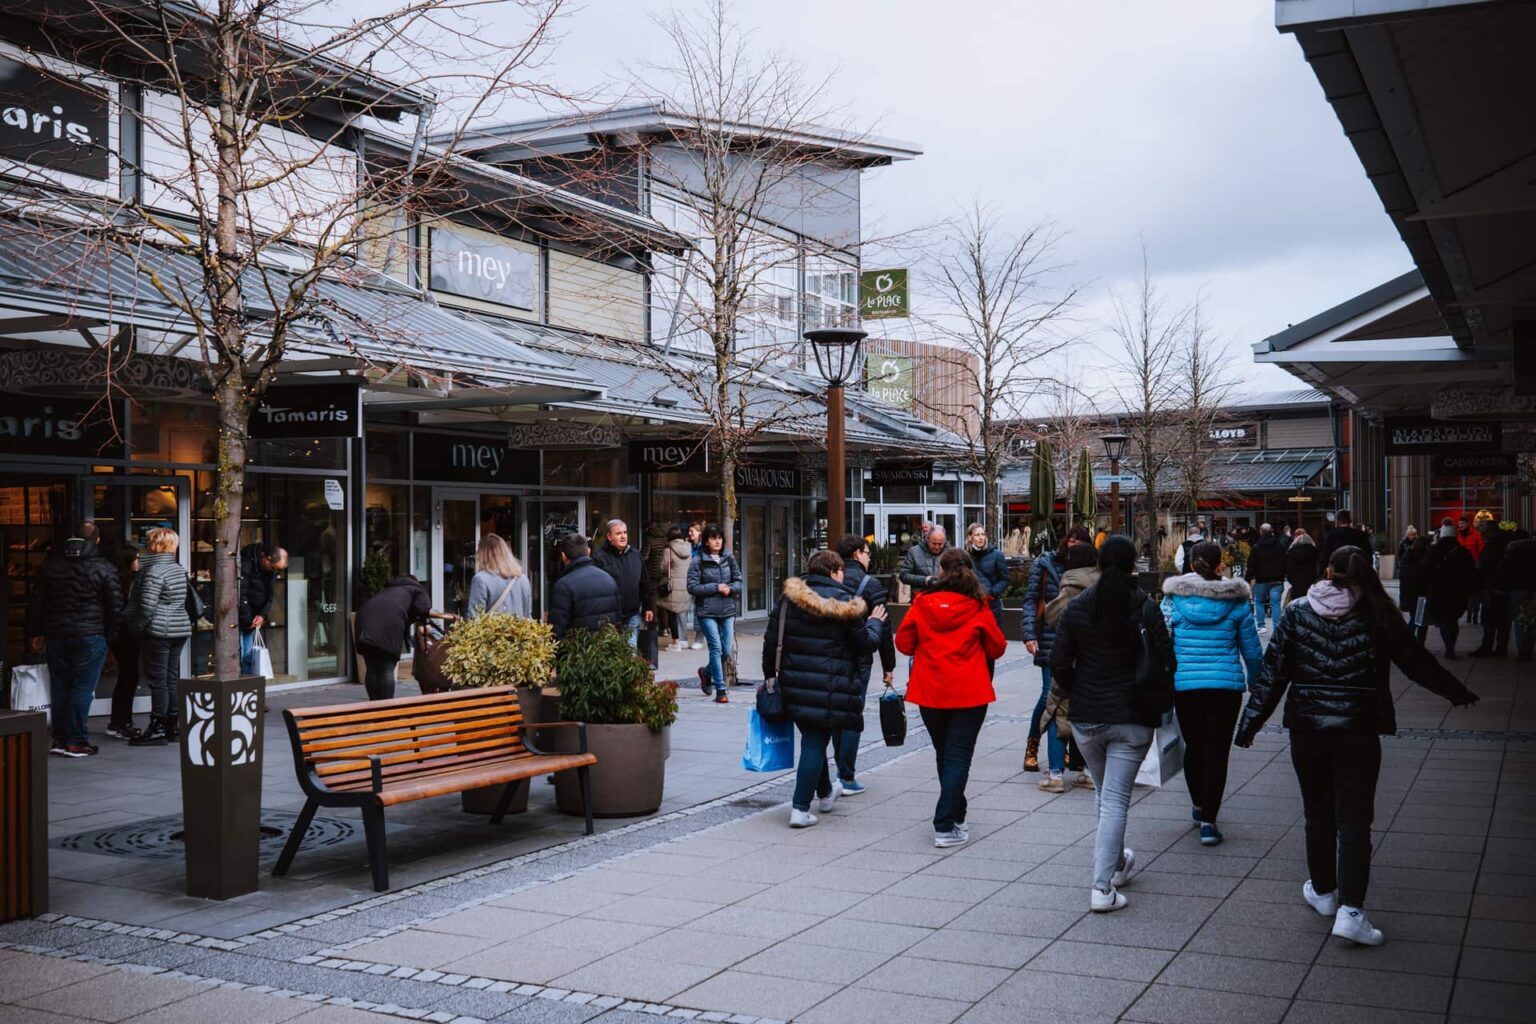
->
<box><xmin>470</xmin><ymin>1</ymin><xmax>1411</xmax><ymax>398</ymax></box>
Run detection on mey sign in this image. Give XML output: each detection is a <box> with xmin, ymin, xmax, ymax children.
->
<box><xmin>429</xmin><ymin>226</ymin><xmax>536</xmax><ymax>309</ymax></box>
<box><xmin>629</xmin><ymin>440</ymin><xmax>708</xmax><ymax>474</ymax></box>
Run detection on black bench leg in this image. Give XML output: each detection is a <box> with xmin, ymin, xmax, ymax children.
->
<box><xmin>578</xmin><ymin>765</ymin><xmax>594</xmax><ymax>836</ymax></box>
<box><xmin>362</xmin><ymin>805</ymin><xmax>389</xmax><ymax>892</ymax></box>
<box><xmin>273</xmin><ymin>799</ymin><xmax>317</xmax><ymax>877</ymax></box>
<box><xmin>489</xmin><ymin>782</ymin><xmax>519</xmax><ymax>826</ymax></box>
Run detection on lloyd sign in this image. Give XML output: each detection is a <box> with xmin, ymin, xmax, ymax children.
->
<box><xmin>429</xmin><ymin>226</ymin><xmax>536</xmax><ymax>309</ymax></box>
<box><xmin>629</xmin><ymin>440</ymin><xmax>708</xmax><ymax>474</ymax></box>
<box><xmin>413</xmin><ymin>432</ymin><xmax>539</xmax><ymax>484</ymax></box>
<box><xmin>250</xmin><ymin>381</ymin><xmax>361</xmax><ymax>439</ymax></box>
<box><xmin>1208</xmin><ymin>422</ymin><xmax>1258</xmax><ymax>449</ymax></box>
<box><xmin>0</xmin><ymin>55</ymin><xmax>111</xmax><ymax>180</ymax></box>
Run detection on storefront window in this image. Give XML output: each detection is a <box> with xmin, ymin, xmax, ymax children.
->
<box><xmin>927</xmin><ymin>480</ymin><xmax>957</xmax><ymax>504</ymax></box>
<box><xmin>250</xmin><ymin>437</ymin><xmax>346</xmax><ymax>469</ymax></box>
<box><xmin>651</xmin><ymin>492</ymin><xmax>718</xmax><ymax>531</ymax></box>
<box><xmin>367</xmin><ymin>430</ymin><xmax>409</xmax><ymax>479</ymax></box>
<box><xmin>412</xmin><ymin>485</ymin><xmax>430</xmax><ymax>579</ymax></box>
<box><xmin>545</xmin><ymin>448</ymin><xmax>626</xmax><ymax>488</ymax></box>
<box><xmin>964</xmin><ymin>481</ymin><xmax>984</xmax><ymax>504</ymax></box>
<box><xmin>881</xmin><ymin>484</ymin><xmax>923</xmax><ymax>504</ymax></box>
<box><xmin>365</xmin><ymin>483</ymin><xmax>410</xmax><ymax>580</ymax></box>
<box><xmin>131</xmin><ymin>401</ymin><xmax>216</xmax><ymax>464</ymax></box>
<box><xmin>1429</xmin><ymin>474</ymin><xmax>1506</xmax><ymax>527</ymax></box>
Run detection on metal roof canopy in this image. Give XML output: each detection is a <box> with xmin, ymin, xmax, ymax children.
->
<box><xmin>1278</xmin><ymin>0</ymin><xmax>1536</xmax><ymax>354</ymax></box>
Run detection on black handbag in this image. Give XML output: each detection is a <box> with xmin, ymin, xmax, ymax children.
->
<box><xmin>755</xmin><ymin>601</ymin><xmax>790</xmax><ymax>723</ymax></box>
<box><xmin>1132</xmin><ymin>601</ymin><xmax>1176</xmax><ymax>716</ymax></box>
<box><xmin>879</xmin><ymin>685</ymin><xmax>907</xmax><ymax>746</ymax></box>
<box><xmin>184</xmin><ymin>573</ymin><xmax>208</xmax><ymax>623</ymax></box>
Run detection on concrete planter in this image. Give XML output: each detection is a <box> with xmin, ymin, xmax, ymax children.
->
<box><xmin>552</xmin><ymin>723</ymin><xmax>666</xmax><ymax>818</ymax></box>
<box><xmin>998</xmin><ymin>605</ymin><xmax>1024</xmax><ymax>642</ymax></box>
<box><xmin>461</xmin><ymin>685</ymin><xmax>546</xmax><ymax>815</ymax></box>
<box><xmin>1378</xmin><ymin>554</ymin><xmax>1396</xmax><ymax>580</ymax></box>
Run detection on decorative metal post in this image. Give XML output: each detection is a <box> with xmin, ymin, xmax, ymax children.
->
<box><xmin>1100</xmin><ymin>432</ymin><xmax>1130</xmax><ymax>536</ymax></box>
<box><xmin>806</xmin><ymin>327</ymin><xmax>866</xmax><ymax>548</ymax></box>
<box><xmin>178</xmin><ymin>674</ymin><xmax>265</xmax><ymax>899</ymax></box>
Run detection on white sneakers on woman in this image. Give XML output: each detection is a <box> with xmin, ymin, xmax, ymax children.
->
<box><xmin>1303</xmin><ymin>879</ymin><xmax>1338</xmax><ymax>916</ymax></box>
<box><xmin>1091</xmin><ymin>887</ymin><xmax>1127</xmax><ymax>912</ymax></box>
<box><xmin>1091</xmin><ymin>849</ymin><xmax>1136</xmax><ymax>911</ymax></box>
<box><xmin>789</xmin><ymin>809</ymin><xmax>818</xmax><ymax>828</ymax></box>
<box><xmin>817</xmin><ymin>779</ymin><xmax>843</xmax><ymax>813</ymax></box>
<box><xmin>1303</xmin><ymin>880</ymin><xmax>1384</xmax><ymax>945</ymax></box>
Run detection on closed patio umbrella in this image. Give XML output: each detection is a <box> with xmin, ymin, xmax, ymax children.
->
<box><xmin>1030</xmin><ymin>439</ymin><xmax>1055</xmax><ymax>554</ymax></box>
<box><xmin>1072</xmin><ymin>446</ymin><xmax>1097</xmax><ymax>534</ymax></box>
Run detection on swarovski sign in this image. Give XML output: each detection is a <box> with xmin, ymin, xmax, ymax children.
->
<box><xmin>735</xmin><ymin>464</ymin><xmax>800</xmax><ymax>495</ymax></box>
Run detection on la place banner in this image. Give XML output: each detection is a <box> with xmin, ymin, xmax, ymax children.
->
<box><xmin>1383</xmin><ymin>417</ymin><xmax>1501</xmax><ymax>455</ymax></box>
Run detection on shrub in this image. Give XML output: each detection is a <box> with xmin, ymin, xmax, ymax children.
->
<box><xmin>442</xmin><ymin>613</ymin><xmax>556</xmax><ymax>690</ymax></box>
<box><xmin>555</xmin><ymin>625</ymin><xmax>678</xmax><ymax>731</ymax></box>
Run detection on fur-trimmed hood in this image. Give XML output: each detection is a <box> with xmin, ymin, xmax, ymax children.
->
<box><xmin>1163</xmin><ymin>572</ymin><xmax>1251</xmax><ymax>601</ymax></box>
<box><xmin>783</xmin><ymin>574</ymin><xmax>867</xmax><ymax>620</ymax></box>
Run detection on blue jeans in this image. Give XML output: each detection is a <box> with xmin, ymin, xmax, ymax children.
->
<box><xmin>835</xmin><ymin>662</ymin><xmax>874</xmax><ymax>781</ymax></box>
<box><xmin>792</xmin><ymin>725</ymin><xmax>834</xmax><ymax>811</ymax></box>
<box><xmin>240</xmin><ymin>629</ymin><xmax>257</xmax><ymax>675</ymax></box>
<box><xmin>918</xmin><ymin>704</ymin><xmax>987</xmax><ymax>832</ymax></box>
<box><xmin>621</xmin><ymin>613</ymin><xmax>642</xmax><ymax>649</ymax></box>
<box><xmin>47</xmin><ymin>633</ymin><xmax>108</xmax><ymax>746</ymax></box>
<box><xmin>1254</xmin><ymin>582</ymin><xmax>1283</xmax><ymax>629</ymax></box>
<box><xmin>699</xmin><ymin>615</ymin><xmax>734</xmax><ymax>692</ymax></box>
<box><xmin>1029</xmin><ymin>667</ymin><xmax>1051</xmax><ymax>740</ymax></box>
<box><xmin>1072</xmin><ymin>722</ymin><xmax>1154</xmax><ymax>892</ymax></box>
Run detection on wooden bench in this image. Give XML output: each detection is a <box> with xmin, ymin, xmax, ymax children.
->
<box><xmin>274</xmin><ymin>686</ymin><xmax>596</xmax><ymax>891</ymax></box>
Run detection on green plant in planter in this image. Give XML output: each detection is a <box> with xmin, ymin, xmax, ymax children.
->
<box><xmin>555</xmin><ymin>625</ymin><xmax>678</xmax><ymax>731</ymax></box>
<box><xmin>362</xmin><ymin>551</ymin><xmax>392</xmax><ymax>596</ymax></box>
<box><xmin>442</xmin><ymin>613</ymin><xmax>556</xmax><ymax>690</ymax></box>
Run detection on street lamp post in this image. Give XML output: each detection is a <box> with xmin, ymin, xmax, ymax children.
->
<box><xmin>805</xmin><ymin>327</ymin><xmax>867</xmax><ymax>545</ymax></box>
<box><xmin>1100</xmin><ymin>432</ymin><xmax>1130</xmax><ymax>535</ymax></box>
<box><xmin>1292</xmin><ymin>472</ymin><xmax>1309</xmax><ymax>530</ymax></box>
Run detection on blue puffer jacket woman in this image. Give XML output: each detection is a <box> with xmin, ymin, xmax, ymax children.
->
<box><xmin>1159</xmin><ymin>553</ymin><xmax>1264</xmax><ymax>845</ymax></box>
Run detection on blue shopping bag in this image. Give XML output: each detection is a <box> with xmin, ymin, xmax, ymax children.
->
<box><xmin>742</xmin><ymin>708</ymin><xmax>795</xmax><ymax>772</ymax></box>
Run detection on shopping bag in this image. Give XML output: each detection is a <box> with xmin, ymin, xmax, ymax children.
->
<box><xmin>413</xmin><ymin>624</ymin><xmax>454</xmax><ymax>693</ymax></box>
<box><xmin>10</xmin><ymin>663</ymin><xmax>50</xmax><ymax>719</ymax></box>
<box><xmin>742</xmin><ymin>708</ymin><xmax>795</xmax><ymax>772</ymax></box>
<box><xmin>1135</xmin><ymin>710</ymin><xmax>1185</xmax><ymax>788</ymax></box>
<box><xmin>879</xmin><ymin>686</ymin><xmax>907</xmax><ymax>746</ymax></box>
<box><xmin>251</xmin><ymin>630</ymin><xmax>275</xmax><ymax>681</ymax></box>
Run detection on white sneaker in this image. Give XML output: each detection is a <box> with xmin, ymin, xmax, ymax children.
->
<box><xmin>1303</xmin><ymin>880</ymin><xmax>1338</xmax><ymax>917</ymax></box>
<box><xmin>690</xmin><ymin>641</ymin><xmax>703</xmax><ymax>650</ymax></box>
<box><xmin>1332</xmin><ymin>906</ymin><xmax>1384</xmax><ymax>946</ymax></box>
<box><xmin>816</xmin><ymin>778</ymin><xmax>843</xmax><ymax>813</ymax></box>
<box><xmin>1091</xmin><ymin>887</ymin><xmax>1127</xmax><ymax>912</ymax></box>
<box><xmin>1110</xmin><ymin>849</ymin><xmax>1135</xmax><ymax>889</ymax></box>
<box><xmin>789</xmin><ymin>808</ymin><xmax>818</xmax><ymax>828</ymax></box>
<box><xmin>934</xmin><ymin>828</ymin><xmax>968</xmax><ymax>848</ymax></box>
<box><xmin>954</xmin><ymin>821</ymin><xmax>970</xmax><ymax>841</ymax></box>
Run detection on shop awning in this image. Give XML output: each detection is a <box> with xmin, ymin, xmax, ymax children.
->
<box><xmin>999</xmin><ymin>450</ymin><xmax>1335</xmax><ymax>500</ymax></box>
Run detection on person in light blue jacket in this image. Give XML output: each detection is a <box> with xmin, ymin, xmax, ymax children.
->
<box><xmin>1161</xmin><ymin>540</ymin><xmax>1263</xmax><ymax>848</ymax></box>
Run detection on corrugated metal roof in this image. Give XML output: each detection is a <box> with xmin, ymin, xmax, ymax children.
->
<box><xmin>1000</xmin><ymin>450</ymin><xmax>1333</xmax><ymax>498</ymax></box>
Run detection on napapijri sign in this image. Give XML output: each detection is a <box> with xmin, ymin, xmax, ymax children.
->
<box><xmin>734</xmin><ymin>464</ymin><xmax>800</xmax><ymax>495</ymax></box>
<box><xmin>1384</xmin><ymin>417</ymin><xmax>1501</xmax><ymax>455</ymax></box>
<box><xmin>250</xmin><ymin>382</ymin><xmax>361</xmax><ymax>439</ymax></box>
<box><xmin>629</xmin><ymin>440</ymin><xmax>708</xmax><ymax>474</ymax></box>
<box><xmin>0</xmin><ymin>56</ymin><xmax>111</xmax><ymax>179</ymax></box>
<box><xmin>429</xmin><ymin>226</ymin><xmax>536</xmax><ymax>309</ymax></box>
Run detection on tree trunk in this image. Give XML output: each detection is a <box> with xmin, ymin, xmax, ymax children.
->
<box><xmin>213</xmin><ymin>377</ymin><xmax>250</xmax><ymax>678</ymax></box>
<box><xmin>721</xmin><ymin>449</ymin><xmax>738</xmax><ymax>556</ymax></box>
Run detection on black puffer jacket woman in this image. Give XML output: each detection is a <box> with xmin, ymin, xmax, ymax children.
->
<box><xmin>1286</xmin><ymin>532</ymin><xmax>1320</xmax><ymax>600</ymax></box>
<box><xmin>1051</xmin><ymin>579</ymin><xmax>1173</xmax><ymax>730</ymax></box>
<box><xmin>1235</xmin><ymin>547</ymin><xmax>1476</xmax><ymax>948</ymax></box>
<box><xmin>1397</xmin><ymin>536</ymin><xmax>1431</xmax><ymax>614</ymax></box>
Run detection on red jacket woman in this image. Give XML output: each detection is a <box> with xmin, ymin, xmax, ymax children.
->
<box><xmin>894</xmin><ymin>549</ymin><xmax>1008</xmax><ymax>849</ymax></box>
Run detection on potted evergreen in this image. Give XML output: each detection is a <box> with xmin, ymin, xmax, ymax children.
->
<box><xmin>441</xmin><ymin>613</ymin><xmax>557</xmax><ymax>814</ymax></box>
<box><xmin>549</xmin><ymin>625</ymin><xmax>678</xmax><ymax>818</ymax></box>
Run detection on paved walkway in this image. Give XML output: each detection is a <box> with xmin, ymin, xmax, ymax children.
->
<box><xmin>3</xmin><ymin>623</ymin><xmax>1533</xmax><ymax>1023</ymax></box>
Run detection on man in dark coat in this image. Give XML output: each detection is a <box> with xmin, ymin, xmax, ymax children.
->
<box><xmin>1424</xmin><ymin>524</ymin><xmax>1477</xmax><ymax>657</ymax></box>
<box><xmin>28</xmin><ymin>520</ymin><xmax>122</xmax><ymax>755</ymax></box>
<box><xmin>1319</xmin><ymin>509</ymin><xmax>1372</xmax><ymax>572</ymax></box>
<box><xmin>833</xmin><ymin>535</ymin><xmax>898</xmax><ymax>792</ymax></box>
<box><xmin>1471</xmin><ymin>521</ymin><xmax>1513</xmax><ymax>658</ymax></box>
<box><xmin>549</xmin><ymin>533</ymin><xmax>621</xmax><ymax>640</ymax></box>
<box><xmin>239</xmin><ymin>542</ymin><xmax>288</xmax><ymax>674</ymax></box>
<box><xmin>763</xmin><ymin>550</ymin><xmax>884</xmax><ymax>827</ymax></box>
<box><xmin>591</xmin><ymin>519</ymin><xmax>654</xmax><ymax>649</ymax></box>
<box><xmin>1244</xmin><ymin>523</ymin><xmax>1289</xmax><ymax>630</ymax></box>
<box><xmin>1495</xmin><ymin>535</ymin><xmax>1536</xmax><ymax>661</ymax></box>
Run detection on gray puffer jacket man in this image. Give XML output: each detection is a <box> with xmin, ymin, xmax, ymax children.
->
<box><xmin>898</xmin><ymin>530</ymin><xmax>949</xmax><ymax>595</ymax></box>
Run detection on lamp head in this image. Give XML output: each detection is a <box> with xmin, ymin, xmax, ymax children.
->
<box><xmin>804</xmin><ymin>327</ymin><xmax>867</xmax><ymax>388</ymax></box>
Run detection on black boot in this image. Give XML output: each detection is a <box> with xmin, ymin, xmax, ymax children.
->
<box><xmin>163</xmin><ymin>710</ymin><xmax>180</xmax><ymax>742</ymax></box>
<box><xmin>129</xmin><ymin>715</ymin><xmax>168</xmax><ymax>746</ymax></box>
<box><xmin>106</xmin><ymin>719</ymin><xmax>141</xmax><ymax>741</ymax></box>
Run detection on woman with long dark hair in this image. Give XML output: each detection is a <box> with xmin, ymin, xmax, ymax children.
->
<box><xmin>1021</xmin><ymin>524</ymin><xmax>1093</xmax><ymax>772</ymax></box>
<box><xmin>1236</xmin><ymin>546</ymin><xmax>1478</xmax><ymax>945</ymax></box>
<box><xmin>897</xmin><ymin>548</ymin><xmax>1008</xmax><ymax>848</ymax></box>
<box><xmin>1161</xmin><ymin>541</ymin><xmax>1263</xmax><ymax>846</ymax></box>
<box><xmin>1051</xmin><ymin>536</ymin><xmax>1175</xmax><ymax>912</ymax></box>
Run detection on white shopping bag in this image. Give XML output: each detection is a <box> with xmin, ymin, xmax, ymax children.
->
<box><xmin>10</xmin><ymin>663</ymin><xmax>51</xmax><ymax>721</ymax></box>
<box><xmin>251</xmin><ymin>630</ymin><xmax>275</xmax><ymax>680</ymax></box>
<box><xmin>1135</xmin><ymin>710</ymin><xmax>1185</xmax><ymax>788</ymax></box>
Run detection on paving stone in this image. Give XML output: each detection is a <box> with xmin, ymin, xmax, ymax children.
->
<box><xmin>732</xmin><ymin>942</ymin><xmax>889</xmax><ymax>985</ymax></box>
<box><xmin>440</xmin><ymin>944</ymin><xmax>603</xmax><ymax>986</ymax></box>
<box><xmin>1157</xmin><ymin>951</ymin><xmax>1307</xmax><ymax>997</ymax></box>
<box><xmin>1184</xmin><ymin>922</ymin><xmax>1327</xmax><ymax>964</ymax></box>
<box><xmin>903</xmin><ymin>929</ymin><xmax>1047</xmax><ymax>970</ymax></box>
<box><xmin>687</xmin><ymin>907</ymin><xmax>820</xmax><ymax>942</ymax></box>
<box><xmin>581</xmin><ymin>897</ymin><xmax>719</xmax><ymax>928</ymax></box>
<box><xmin>669</xmin><ymin>971</ymin><xmax>839</xmax><ymax>1021</ymax></box>
<box><xmin>1279</xmin><ymin>1001</ymin><xmax>1448</xmax><ymax>1024</ymax></box>
<box><xmin>16</xmin><ymin>965</ymin><xmax>208</xmax><ymax>1022</ymax></box>
<box><xmin>1298</xmin><ymin>965</ymin><xmax>1453</xmax><ymax>1013</ymax></box>
<box><xmin>1024</xmin><ymin>940</ymin><xmax>1174</xmax><ymax>982</ymax></box>
<box><xmin>617</xmin><ymin>930</ymin><xmax>775</xmax><ymax>970</ymax></box>
<box><xmin>0</xmin><ymin>950</ymin><xmax>114</xmax><ymax>999</ymax></box>
<box><xmin>840</xmin><ymin>894</ymin><xmax>972</xmax><ymax>928</ymax></box>
<box><xmin>794</xmin><ymin>917</ymin><xmax>933</xmax><ymax>955</ymax></box>
<box><xmin>421</xmin><ymin>907</ymin><xmax>567</xmax><ymax>940</ymax></box>
<box><xmin>1455</xmin><ymin>946</ymin><xmax>1536</xmax><ymax>983</ymax></box>
<box><xmin>345</xmin><ymin>931</ymin><xmax>501</xmax><ymax>971</ymax></box>
<box><xmin>852</xmin><ymin>956</ymin><xmax>1011</xmax><ymax>1002</ymax></box>
<box><xmin>948</xmin><ymin>903</ymin><xmax>1081</xmax><ymax>939</ymax></box>
<box><xmin>1447</xmin><ymin>978</ymin><xmax>1536</xmax><ymax>1022</ymax></box>
<box><xmin>985</xmin><ymin>969</ymin><xmax>1145</xmax><ymax>1016</ymax></box>
<box><xmin>798</xmin><ymin>986</ymin><xmax>969</xmax><ymax>1024</ymax></box>
<box><xmin>1122</xmin><ymin>983</ymin><xmax>1290</xmax><ymax>1024</ymax></box>
<box><xmin>141</xmin><ymin>987</ymin><xmax>316</xmax><ymax>1024</ymax></box>
<box><xmin>551</xmin><ymin>953</ymin><xmax>718</xmax><ymax>1004</ymax></box>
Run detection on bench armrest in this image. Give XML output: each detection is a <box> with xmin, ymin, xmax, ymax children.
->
<box><xmin>303</xmin><ymin>752</ymin><xmax>385</xmax><ymax>793</ymax></box>
<box><xmin>523</xmin><ymin>720</ymin><xmax>587</xmax><ymax>757</ymax></box>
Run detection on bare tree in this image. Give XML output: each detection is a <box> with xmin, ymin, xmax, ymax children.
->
<box><xmin>1171</xmin><ymin>302</ymin><xmax>1238</xmax><ymax>522</ymax></box>
<box><xmin>1107</xmin><ymin>246</ymin><xmax>1193</xmax><ymax>551</ymax></box>
<box><xmin>14</xmin><ymin>0</ymin><xmax>568</xmax><ymax>676</ymax></box>
<box><xmin>924</xmin><ymin>203</ymin><xmax>1080</xmax><ymax>534</ymax></box>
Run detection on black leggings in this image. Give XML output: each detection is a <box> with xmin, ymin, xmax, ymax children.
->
<box><xmin>1175</xmin><ymin>689</ymin><xmax>1243</xmax><ymax>823</ymax></box>
<box><xmin>361</xmin><ymin>646</ymin><xmax>399</xmax><ymax>701</ymax></box>
<box><xmin>1290</xmin><ymin>731</ymin><xmax>1380</xmax><ymax>908</ymax></box>
<box><xmin>109</xmin><ymin>637</ymin><xmax>140</xmax><ymax>726</ymax></box>
<box><xmin>662</xmin><ymin>608</ymin><xmax>682</xmax><ymax>641</ymax></box>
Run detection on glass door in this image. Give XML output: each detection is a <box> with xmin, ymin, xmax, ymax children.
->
<box><xmin>526</xmin><ymin>497</ymin><xmax>583</xmax><ymax>620</ymax></box>
<box><xmin>742</xmin><ymin>498</ymin><xmax>795</xmax><ymax>616</ymax></box>
<box><xmin>435</xmin><ymin>491</ymin><xmax>481</xmax><ymax>618</ymax></box>
<box><xmin>1</xmin><ymin>475</ymin><xmax>72</xmax><ymax>694</ymax></box>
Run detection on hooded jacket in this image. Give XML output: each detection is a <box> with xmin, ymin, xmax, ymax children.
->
<box><xmin>1236</xmin><ymin>581</ymin><xmax>1475</xmax><ymax>739</ymax></box>
<box><xmin>1425</xmin><ymin>537</ymin><xmax>1476</xmax><ymax>621</ymax></box>
<box><xmin>896</xmin><ymin>589</ymin><xmax>1007</xmax><ymax>709</ymax></box>
<box><xmin>762</xmin><ymin>574</ymin><xmax>882</xmax><ymax>732</ymax></box>
<box><xmin>549</xmin><ymin>556</ymin><xmax>621</xmax><ymax>638</ymax></box>
<box><xmin>659</xmin><ymin>538</ymin><xmax>694</xmax><ymax>615</ymax></box>
<box><xmin>1286</xmin><ymin>538</ymin><xmax>1319</xmax><ymax>597</ymax></box>
<box><xmin>1160</xmin><ymin>573</ymin><xmax>1263</xmax><ymax>692</ymax></box>
<box><xmin>28</xmin><ymin>537</ymin><xmax>122</xmax><ymax>641</ymax></box>
<box><xmin>124</xmin><ymin>552</ymin><xmax>192</xmax><ymax>640</ymax></box>
<box><xmin>1050</xmin><ymin>584</ymin><xmax>1173</xmax><ymax>729</ymax></box>
<box><xmin>355</xmin><ymin>576</ymin><xmax>431</xmax><ymax>654</ymax></box>
<box><xmin>1044</xmin><ymin>567</ymin><xmax>1099</xmax><ymax>628</ymax></box>
<box><xmin>1020</xmin><ymin>551</ymin><xmax>1064</xmax><ymax>666</ymax></box>
<box><xmin>687</xmin><ymin>551</ymin><xmax>742</xmax><ymax>618</ymax></box>
<box><xmin>1492</xmin><ymin>537</ymin><xmax>1536</xmax><ymax>593</ymax></box>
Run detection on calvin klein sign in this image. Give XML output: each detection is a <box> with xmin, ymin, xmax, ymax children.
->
<box><xmin>429</xmin><ymin>226</ymin><xmax>536</xmax><ymax>309</ymax></box>
<box><xmin>250</xmin><ymin>382</ymin><xmax>361</xmax><ymax>439</ymax></box>
<box><xmin>0</xmin><ymin>55</ymin><xmax>110</xmax><ymax>180</ymax></box>
<box><xmin>629</xmin><ymin>439</ymin><xmax>708</xmax><ymax>474</ymax></box>
<box><xmin>414</xmin><ymin>432</ymin><xmax>539</xmax><ymax>484</ymax></box>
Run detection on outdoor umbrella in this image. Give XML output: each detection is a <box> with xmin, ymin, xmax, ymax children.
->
<box><xmin>1030</xmin><ymin>439</ymin><xmax>1055</xmax><ymax>554</ymax></box>
<box><xmin>1072</xmin><ymin>446</ymin><xmax>1097</xmax><ymax>534</ymax></box>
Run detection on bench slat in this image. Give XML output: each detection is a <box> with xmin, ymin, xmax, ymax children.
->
<box><xmin>323</xmin><ymin>748</ymin><xmax>547</xmax><ymax>791</ymax></box>
<box><xmin>300</xmin><ymin>714</ymin><xmax>525</xmax><ymax>755</ymax></box>
<box><xmin>373</xmin><ymin>753</ymin><xmax>597</xmax><ymax>806</ymax></box>
<box><xmin>292</xmin><ymin>694</ymin><xmax>518</xmax><ymax>733</ymax></box>
<box><xmin>286</xmin><ymin>685</ymin><xmax>521</xmax><ymax>720</ymax></box>
<box><xmin>313</xmin><ymin>732</ymin><xmax>530</xmax><ymax>779</ymax></box>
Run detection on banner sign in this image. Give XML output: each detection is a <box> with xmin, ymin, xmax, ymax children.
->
<box><xmin>865</xmin><ymin>352</ymin><xmax>915</xmax><ymax>410</ymax></box>
<box><xmin>1384</xmin><ymin>417</ymin><xmax>1501</xmax><ymax>455</ymax></box>
<box><xmin>0</xmin><ymin>55</ymin><xmax>111</xmax><ymax>179</ymax></box>
<box><xmin>1431</xmin><ymin>452</ymin><xmax>1518</xmax><ymax>477</ymax></box>
<box><xmin>413</xmin><ymin>432</ymin><xmax>539</xmax><ymax>484</ymax></box>
<box><xmin>429</xmin><ymin>226</ymin><xmax>536</xmax><ymax>309</ymax></box>
<box><xmin>0</xmin><ymin>396</ymin><xmax>122</xmax><ymax>458</ymax></box>
<box><xmin>1208</xmin><ymin>422</ymin><xmax>1258</xmax><ymax>449</ymax></box>
<box><xmin>734</xmin><ymin>464</ymin><xmax>800</xmax><ymax>495</ymax></box>
<box><xmin>506</xmin><ymin>421</ymin><xmax>622</xmax><ymax>449</ymax></box>
<box><xmin>870</xmin><ymin>460</ymin><xmax>934</xmax><ymax>487</ymax></box>
<box><xmin>860</xmin><ymin>268</ymin><xmax>909</xmax><ymax>320</ymax></box>
<box><xmin>629</xmin><ymin>439</ymin><xmax>708</xmax><ymax>474</ymax></box>
<box><xmin>250</xmin><ymin>381</ymin><xmax>361</xmax><ymax>439</ymax></box>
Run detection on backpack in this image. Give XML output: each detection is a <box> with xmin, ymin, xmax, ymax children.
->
<box><xmin>1131</xmin><ymin>599</ymin><xmax>1176</xmax><ymax>716</ymax></box>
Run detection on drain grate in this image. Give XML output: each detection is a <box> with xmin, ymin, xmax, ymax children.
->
<box><xmin>53</xmin><ymin>810</ymin><xmax>358</xmax><ymax>861</ymax></box>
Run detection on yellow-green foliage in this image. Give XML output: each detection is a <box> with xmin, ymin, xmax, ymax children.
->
<box><xmin>443</xmin><ymin>613</ymin><xmax>556</xmax><ymax>690</ymax></box>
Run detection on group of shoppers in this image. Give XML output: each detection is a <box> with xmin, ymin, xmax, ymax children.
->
<box><xmin>1395</xmin><ymin>513</ymin><xmax>1536</xmax><ymax>660</ymax></box>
